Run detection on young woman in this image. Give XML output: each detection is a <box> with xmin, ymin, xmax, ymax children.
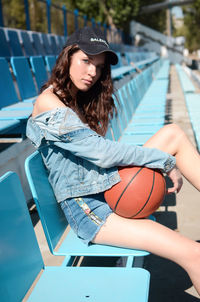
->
<box><xmin>26</xmin><ymin>26</ymin><xmax>200</xmax><ymax>295</ymax></box>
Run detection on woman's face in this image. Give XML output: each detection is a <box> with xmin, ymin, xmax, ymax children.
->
<box><xmin>69</xmin><ymin>50</ymin><xmax>105</xmax><ymax>93</ymax></box>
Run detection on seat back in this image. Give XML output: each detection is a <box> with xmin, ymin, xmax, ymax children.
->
<box><xmin>31</xmin><ymin>32</ymin><xmax>45</xmax><ymax>55</ymax></box>
<box><xmin>49</xmin><ymin>35</ymin><xmax>59</xmax><ymax>54</ymax></box>
<box><xmin>25</xmin><ymin>151</ymin><xmax>68</xmax><ymax>253</ymax></box>
<box><xmin>0</xmin><ymin>171</ymin><xmax>43</xmax><ymax>302</ymax></box>
<box><xmin>110</xmin><ymin>99</ymin><xmax>122</xmax><ymax>141</ymax></box>
<box><xmin>44</xmin><ymin>55</ymin><xmax>56</xmax><ymax>72</ymax></box>
<box><xmin>21</xmin><ymin>31</ymin><xmax>35</xmax><ymax>56</ymax></box>
<box><xmin>0</xmin><ymin>58</ymin><xmax>19</xmax><ymax>109</ymax></box>
<box><xmin>0</xmin><ymin>28</ymin><xmax>11</xmax><ymax>57</ymax></box>
<box><xmin>57</xmin><ymin>35</ymin><xmax>66</xmax><ymax>49</ymax></box>
<box><xmin>30</xmin><ymin>56</ymin><xmax>48</xmax><ymax>91</ymax></box>
<box><xmin>10</xmin><ymin>56</ymin><xmax>37</xmax><ymax>100</ymax></box>
<box><xmin>41</xmin><ymin>33</ymin><xmax>54</xmax><ymax>55</ymax></box>
<box><xmin>7</xmin><ymin>29</ymin><xmax>24</xmax><ymax>56</ymax></box>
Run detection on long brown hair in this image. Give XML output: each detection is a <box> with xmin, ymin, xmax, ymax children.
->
<box><xmin>42</xmin><ymin>45</ymin><xmax>117</xmax><ymax>136</ymax></box>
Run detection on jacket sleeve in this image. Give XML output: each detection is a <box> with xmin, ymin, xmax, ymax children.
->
<box><xmin>30</xmin><ymin>108</ymin><xmax>176</xmax><ymax>173</ymax></box>
<box><xmin>52</xmin><ymin>127</ymin><xmax>176</xmax><ymax>173</ymax></box>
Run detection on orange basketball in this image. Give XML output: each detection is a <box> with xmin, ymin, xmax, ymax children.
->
<box><xmin>104</xmin><ymin>166</ymin><xmax>166</xmax><ymax>219</ymax></box>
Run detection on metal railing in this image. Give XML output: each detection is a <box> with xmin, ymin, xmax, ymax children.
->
<box><xmin>0</xmin><ymin>0</ymin><xmax>123</xmax><ymax>44</ymax></box>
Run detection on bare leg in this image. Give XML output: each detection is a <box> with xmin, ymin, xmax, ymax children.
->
<box><xmin>143</xmin><ymin>123</ymin><xmax>200</xmax><ymax>191</ymax></box>
<box><xmin>94</xmin><ymin>123</ymin><xmax>200</xmax><ymax>295</ymax></box>
<box><xmin>93</xmin><ymin>213</ymin><xmax>200</xmax><ymax>295</ymax></box>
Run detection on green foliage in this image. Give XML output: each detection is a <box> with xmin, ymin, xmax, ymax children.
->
<box><xmin>2</xmin><ymin>0</ymin><xmax>26</xmax><ymax>29</ymax></box>
<box><xmin>66</xmin><ymin>0</ymin><xmax>166</xmax><ymax>34</ymax></box>
<box><xmin>67</xmin><ymin>0</ymin><xmax>140</xmax><ymax>31</ymax></box>
<box><xmin>182</xmin><ymin>1</ymin><xmax>200</xmax><ymax>51</ymax></box>
<box><xmin>135</xmin><ymin>0</ymin><xmax>166</xmax><ymax>32</ymax></box>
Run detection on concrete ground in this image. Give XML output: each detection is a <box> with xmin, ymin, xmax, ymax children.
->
<box><xmin>31</xmin><ymin>65</ymin><xmax>200</xmax><ymax>301</ymax></box>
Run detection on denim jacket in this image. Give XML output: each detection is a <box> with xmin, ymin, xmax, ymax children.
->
<box><xmin>26</xmin><ymin>107</ymin><xmax>176</xmax><ymax>202</ymax></box>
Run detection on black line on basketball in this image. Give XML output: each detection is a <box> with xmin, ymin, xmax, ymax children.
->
<box><xmin>129</xmin><ymin>170</ymin><xmax>155</xmax><ymax>218</ymax></box>
<box><xmin>114</xmin><ymin>167</ymin><xmax>144</xmax><ymax>211</ymax></box>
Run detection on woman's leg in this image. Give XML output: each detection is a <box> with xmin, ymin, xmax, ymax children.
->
<box><xmin>94</xmin><ymin>123</ymin><xmax>200</xmax><ymax>293</ymax></box>
<box><xmin>144</xmin><ymin>123</ymin><xmax>200</xmax><ymax>191</ymax></box>
<box><xmin>93</xmin><ymin>213</ymin><xmax>200</xmax><ymax>295</ymax></box>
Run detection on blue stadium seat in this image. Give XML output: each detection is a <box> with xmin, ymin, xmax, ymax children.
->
<box><xmin>57</xmin><ymin>34</ymin><xmax>66</xmax><ymax>49</ymax></box>
<box><xmin>0</xmin><ymin>170</ymin><xmax>151</xmax><ymax>302</ymax></box>
<box><xmin>0</xmin><ymin>57</ymin><xmax>33</xmax><ymax>113</ymax></box>
<box><xmin>0</xmin><ymin>58</ymin><xmax>20</xmax><ymax>109</ymax></box>
<box><xmin>25</xmin><ymin>150</ymin><xmax>151</xmax><ymax>260</ymax></box>
<box><xmin>30</xmin><ymin>56</ymin><xmax>48</xmax><ymax>91</ymax></box>
<box><xmin>49</xmin><ymin>35</ymin><xmax>60</xmax><ymax>54</ymax></box>
<box><xmin>7</xmin><ymin>29</ymin><xmax>24</xmax><ymax>56</ymax></box>
<box><xmin>41</xmin><ymin>33</ymin><xmax>54</xmax><ymax>55</ymax></box>
<box><xmin>0</xmin><ymin>28</ymin><xmax>11</xmax><ymax>58</ymax></box>
<box><xmin>31</xmin><ymin>32</ymin><xmax>46</xmax><ymax>56</ymax></box>
<box><xmin>0</xmin><ymin>120</ymin><xmax>21</xmax><ymax>135</ymax></box>
<box><xmin>10</xmin><ymin>56</ymin><xmax>37</xmax><ymax>102</ymax></box>
<box><xmin>44</xmin><ymin>55</ymin><xmax>56</xmax><ymax>72</ymax></box>
<box><xmin>21</xmin><ymin>31</ymin><xmax>35</xmax><ymax>56</ymax></box>
<box><xmin>0</xmin><ymin>57</ymin><xmax>32</xmax><ymax>137</ymax></box>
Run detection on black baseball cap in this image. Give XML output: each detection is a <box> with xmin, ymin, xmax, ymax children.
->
<box><xmin>65</xmin><ymin>26</ymin><xmax>118</xmax><ymax>65</ymax></box>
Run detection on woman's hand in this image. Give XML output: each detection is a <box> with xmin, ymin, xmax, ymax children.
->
<box><xmin>166</xmin><ymin>165</ymin><xmax>183</xmax><ymax>194</ymax></box>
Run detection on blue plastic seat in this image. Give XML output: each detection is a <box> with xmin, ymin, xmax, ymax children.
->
<box><xmin>25</xmin><ymin>150</ymin><xmax>151</xmax><ymax>261</ymax></box>
<box><xmin>0</xmin><ymin>171</ymin><xmax>150</xmax><ymax>302</ymax></box>
<box><xmin>57</xmin><ymin>34</ymin><xmax>66</xmax><ymax>49</ymax></box>
<box><xmin>0</xmin><ymin>58</ymin><xmax>20</xmax><ymax>109</ymax></box>
<box><xmin>10</xmin><ymin>56</ymin><xmax>37</xmax><ymax>102</ymax></box>
<box><xmin>21</xmin><ymin>31</ymin><xmax>35</xmax><ymax>56</ymax></box>
<box><xmin>44</xmin><ymin>55</ymin><xmax>56</xmax><ymax>72</ymax></box>
<box><xmin>49</xmin><ymin>35</ymin><xmax>60</xmax><ymax>54</ymax></box>
<box><xmin>0</xmin><ymin>57</ymin><xmax>32</xmax><ymax>138</ymax></box>
<box><xmin>7</xmin><ymin>29</ymin><xmax>24</xmax><ymax>56</ymax></box>
<box><xmin>176</xmin><ymin>64</ymin><xmax>196</xmax><ymax>93</ymax></box>
<box><xmin>111</xmin><ymin>66</ymin><xmax>135</xmax><ymax>79</ymax></box>
<box><xmin>41</xmin><ymin>33</ymin><xmax>54</xmax><ymax>55</ymax></box>
<box><xmin>0</xmin><ymin>109</ymin><xmax>32</xmax><ymax>120</ymax></box>
<box><xmin>30</xmin><ymin>56</ymin><xmax>48</xmax><ymax>91</ymax></box>
<box><xmin>0</xmin><ymin>28</ymin><xmax>11</xmax><ymax>57</ymax></box>
<box><xmin>31</xmin><ymin>32</ymin><xmax>46</xmax><ymax>56</ymax></box>
<box><xmin>0</xmin><ymin>58</ymin><xmax>33</xmax><ymax>110</ymax></box>
<box><xmin>0</xmin><ymin>120</ymin><xmax>21</xmax><ymax>134</ymax></box>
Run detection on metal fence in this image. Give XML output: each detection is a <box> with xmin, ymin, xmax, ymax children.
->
<box><xmin>0</xmin><ymin>0</ymin><xmax>123</xmax><ymax>44</ymax></box>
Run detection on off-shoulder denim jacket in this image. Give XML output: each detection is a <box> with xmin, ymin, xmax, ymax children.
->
<box><xmin>26</xmin><ymin>107</ymin><xmax>176</xmax><ymax>203</ymax></box>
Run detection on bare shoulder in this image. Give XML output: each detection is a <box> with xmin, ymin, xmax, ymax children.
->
<box><xmin>32</xmin><ymin>88</ymin><xmax>66</xmax><ymax>118</ymax></box>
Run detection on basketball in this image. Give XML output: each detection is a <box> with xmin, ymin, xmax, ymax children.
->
<box><xmin>104</xmin><ymin>166</ymin><xmax>166</xmax><ymax>219</ymax></box>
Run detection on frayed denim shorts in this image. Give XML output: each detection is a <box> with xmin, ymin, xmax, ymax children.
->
<box><xmin>60</xmin><ymin>192</ymin><xmax>113</xmax><ymax>245</ymax></box>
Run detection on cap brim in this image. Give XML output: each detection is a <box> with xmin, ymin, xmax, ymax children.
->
<box><xmin>79</xmin><ymin>44</ymin><xmax>118</xmax><ymax>65</ymax></box>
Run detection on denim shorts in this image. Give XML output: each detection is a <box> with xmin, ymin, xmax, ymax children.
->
<box><xmin>60</xmin><ymin>192</ymin><xmax>113</xmax><ymax>245</ymax></box>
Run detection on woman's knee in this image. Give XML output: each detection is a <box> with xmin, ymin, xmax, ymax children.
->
<box><xmin>145</xmin><ymin>123</ymin><xmax>184</xmax><ymax>151</ymax></box>
<box><xmin>163</xmin><ymin>123</ymin><xmax>184</xmax><ymax>139</ymax></box>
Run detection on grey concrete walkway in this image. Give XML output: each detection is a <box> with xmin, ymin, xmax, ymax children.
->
<box><xmin>31</xmin><ymin>65</ymin><xmax>200</xmax><ymax>301</ymax></box>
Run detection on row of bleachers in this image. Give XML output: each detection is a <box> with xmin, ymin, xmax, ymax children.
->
<box><xmin>111</xmin><ymin>51</ymin><xmax>159</xmax><ymax>81</ymax></box>
<box><xmin>0</xmin><ymin>55</ymin><xmax>57</xmax><ymax>142</ymax></box>
<box><xmin>176</xmin><ymin>64</ymin><xmax>200</xmax><ymax>152</ymax></box>
<box><xmin>0</xmin><ymin>27</ymin><xmax>66</xmax><ymax>58</ymax></box>
<box><xmin>106</xmin><ymin>59</ymin><xmax>170</xmax><ymax>144</ymax></box>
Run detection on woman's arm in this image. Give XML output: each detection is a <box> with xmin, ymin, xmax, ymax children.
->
<box><xmin>55</xmin><ymin>128</ymin><xmax>176</xmax><ymax>173</ymax></box>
